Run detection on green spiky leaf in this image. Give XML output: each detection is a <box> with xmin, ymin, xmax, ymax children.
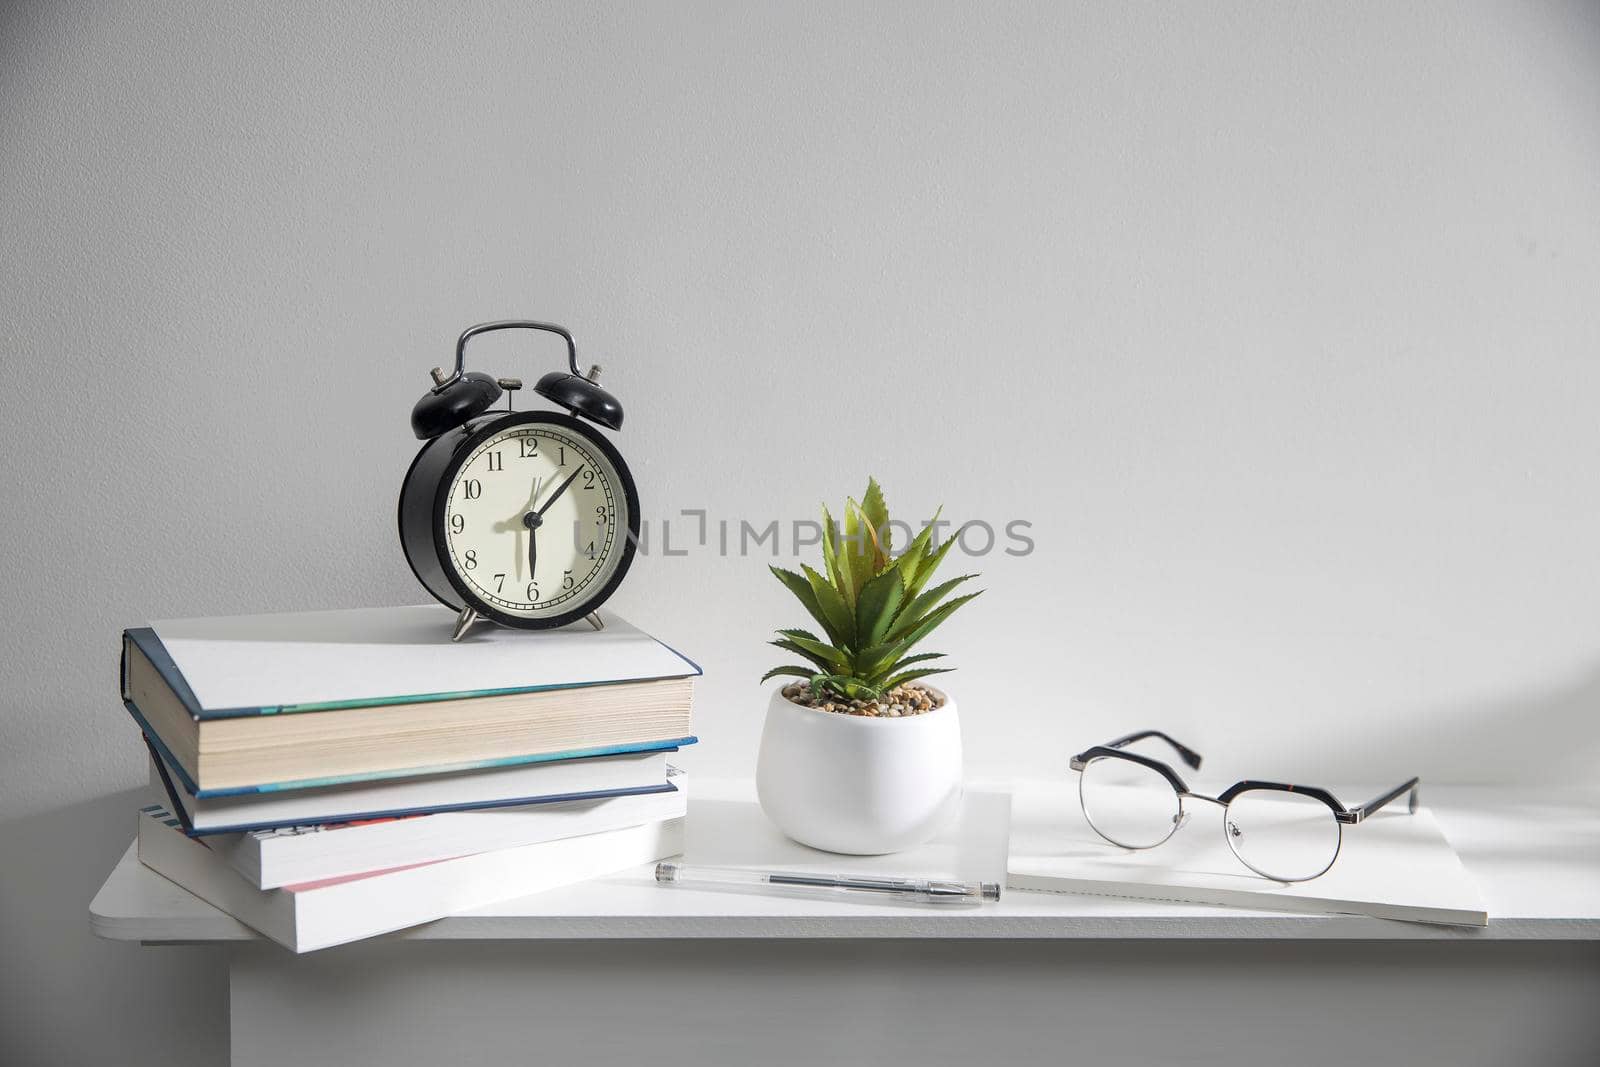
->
<box><xmin>854</xmin><ymin>563</ymin><xmax>905</xmax><ymax>648</ymax></box>
<box><xmin>802</xmin><ymin>564</ymin><xmax>853</xmax><ymax>646</ymax></box>
<box><xmin>880</xmin><ymin>651</ymin><xmax>945</xmax><ymax>676</ymax></box>
<box><xmin>886</xmin><ymin>574</ymin><xmax>976</xmax><ymax>643</ymax></box>
<box><xmin>820</xmin><ymin>504</ymin><xmax>846</xmax><ymax>604</ymax></box>
<box><xmin>769</xmin><ymin>565</ymin><xmax>833</xmax><ymax>633</ymax></box>
<box><xmin>768</xmin><ymin>641</ymin><xmax>832</xmax><ymax>673</ymax></box>
<box><xmin>860</xmin><ymin>478</ymin><xmax>890</xmax><ymax>556</ymax></box>
<box><xmin>773</xmin><ymin>631</ymin><xmax>851</xmax><ymax>671</ymax></box>
<box><xmin>903</xmin><ymin>531</ymin><xmax>959</xmax><ymax>601</ymax></box>
<box><xmin>770</xmin><ymin>637</ymin><xmax>846</xmax><ymax>673</ymax></box>
<box><xmin>839</xmin><ymin>501</ymin><xmax>868</xmax><ymax>599</ymax></box>
<box><xmin>882</xmin><ymin>667</ymin><xmax>953</xmax><ymax>690</ymax></box>
<box><xmin>810</xmin><ymin>673</ymin><xmax>882</xmax><ymax>702</ymax></box>
<box><xmin>851</xmin><ymin>634</ymin><xmax>915</xmax><ymax>680</ymax></box>
<box><xmin>761</xmin><ymin>665</ymin><xmax>817</xmax><ymax>684</ymax></box>
<box><xmin>893</xmin><ymin>590</ymin><xmax>981</xmax><ymax>650</ymax></box>
<box><xmin>893</xmin><ymin>509</ymin><xmax>941</xmax><ymax>584</ymax></box>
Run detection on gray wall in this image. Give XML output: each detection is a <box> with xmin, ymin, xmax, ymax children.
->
<box><xmin>2</xmin><ymin>2</ymin><xmax>1597</xmax><ymax>1063</ymax></box>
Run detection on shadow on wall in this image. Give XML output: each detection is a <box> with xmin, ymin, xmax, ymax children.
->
<box><xmin>0</xmin><ymin>789</ymin><xmax>228</xmax><ymax>1067</ymax></box>
<box><xmin>1310</xmin><ymin>657</ymin><xmax>1600</xmax><ymax>786</ymax></box>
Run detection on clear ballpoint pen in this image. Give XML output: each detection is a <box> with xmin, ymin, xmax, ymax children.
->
<box><xmin>655</xmin><ymin>862</ymin><xmax>1001</xmax><ymax>905</ymax></box>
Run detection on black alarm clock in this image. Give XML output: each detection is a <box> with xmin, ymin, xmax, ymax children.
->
<box><xmin>398</xmin><ymin>321</ymin><xmax>640</xmax><ymax>640</ymax></box>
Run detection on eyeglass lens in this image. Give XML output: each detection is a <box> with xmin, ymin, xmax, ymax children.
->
<box><xmin>1223</xmin><ymin>789</ymin><xmax>1341</xmax><ymax>882</ymax></box>
<box><xmin>1078</xmin><ymin>756</ymin><xmax>1182</xmax><ymax>849</ymax></box>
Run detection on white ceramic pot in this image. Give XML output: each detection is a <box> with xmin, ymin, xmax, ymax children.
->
<box><xmin>755</xmin><ymin>686</ymin><xmax>963</xmax><ymax>855</ymax></box>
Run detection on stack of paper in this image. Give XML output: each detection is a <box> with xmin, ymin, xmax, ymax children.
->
<box><xmin>1007</xmin><ymin>783</ymin><xmax>1487</xmax><ymax>926</ymax></box>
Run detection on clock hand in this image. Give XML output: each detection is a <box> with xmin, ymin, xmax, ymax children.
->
<box><xmin>515</xmin><ymin>475</ymin><xmax>542</xmax><ymax>580</ymax></box>
<box><xmin>534</xmin><ymin>466</ymin><xmax>584</xmax><ymax>517</ymax></box>
<box><xmin>525</xmin><ymin>511</ymin><xmax>539</xmax><ymax>583</ymax></box>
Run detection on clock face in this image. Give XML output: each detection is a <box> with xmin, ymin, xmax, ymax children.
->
<box><xmin>439</xmin><ymin>420</ymin><xmax>633</xmax><ymax>620</ymax></box>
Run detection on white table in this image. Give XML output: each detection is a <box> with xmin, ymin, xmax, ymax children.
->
<box><xmin>90</xmin><ymin>781</ymin><xmax>1600</xmax><ymax>1066</ymax></box>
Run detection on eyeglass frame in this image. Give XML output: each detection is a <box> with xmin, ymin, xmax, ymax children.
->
<box><xmin>1068</xmin><ymin>730</ymin><xmax>1420</xmax><ymax>882</ymax></box>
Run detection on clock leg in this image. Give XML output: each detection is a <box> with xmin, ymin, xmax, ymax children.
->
<box><xmin>451</xmin><ymin>606</ymin><xmax>482</xmax><ymax>642</ymax></box>
<box><xmin>585</xmin><ymin>612</ymin><xmax>605</xmax><ymax>632</ymax></box>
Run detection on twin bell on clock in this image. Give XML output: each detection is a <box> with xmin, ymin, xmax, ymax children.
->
<box><xmin>399</xmin><ymin>321</ymin><xmax>641</xmax><ymax>641</ymax></box>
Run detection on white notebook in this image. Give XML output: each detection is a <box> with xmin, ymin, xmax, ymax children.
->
<box><xmin>1007</xmin><ymin>783</ymin><xmax>1487</xmax><ymax>926</ymax></box>
<box><xmin>138</xmin><ymin>804</ymin><xmax>685</xmax><ymax>952</ymax></box>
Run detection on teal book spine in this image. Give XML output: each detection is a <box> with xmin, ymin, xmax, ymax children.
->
<box><xmin>122</xmin><ymin>627</ymin><xmax>702</xmax><ymax>720</ymax></box>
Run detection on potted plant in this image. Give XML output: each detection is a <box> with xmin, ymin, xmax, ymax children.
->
<box><xmin>757</xmin><ymin>479</ymin><xmax>981</xmax><ymax>854</ymax></box>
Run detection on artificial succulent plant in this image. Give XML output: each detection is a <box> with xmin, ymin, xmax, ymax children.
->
<box><xmin>764</xmin><ymin>479</ymin><xmax>980</xmax><ymax>702</ymax></box>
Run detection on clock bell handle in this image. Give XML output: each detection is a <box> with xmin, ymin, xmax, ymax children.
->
<box><xmin>435</xmin><ymin>320</ymin><xmax>581</xmax><ymax>391</ymax></box>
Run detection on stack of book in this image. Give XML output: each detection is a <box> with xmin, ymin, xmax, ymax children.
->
<box><xmin>120</xmin><ymin>605</ymin><xmax>699</xmax><ymax>952</ymax></box>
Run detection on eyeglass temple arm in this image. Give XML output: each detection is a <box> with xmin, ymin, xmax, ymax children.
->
<box><xmin>1351</xmin><ymin>777</ymin><xmax>1421</xmax><ymax>821</ymax></box>
<box><xmin>1102</xmin><ymin>730</ymin><xmax>1203</xmax><ymax>771</ymax></box>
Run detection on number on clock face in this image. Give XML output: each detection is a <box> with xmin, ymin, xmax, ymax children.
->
<box><xmin>442</xmin><ymin>425</ymin><xmax>624</xmax><ymax>618</ymax></box>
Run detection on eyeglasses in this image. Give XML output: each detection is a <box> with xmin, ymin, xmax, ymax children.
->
<box><xmin>1069</xmin><ymin>730</ymin><xmax>1419</xmax><ymax>883</ymax></box>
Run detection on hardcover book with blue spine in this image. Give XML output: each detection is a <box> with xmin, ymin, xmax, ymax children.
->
<box><xmin>144</xmin><ymin>736</ymin><xmax>683</xmax><ymax>836</ymax></box>
<box><xmin>120</xmin><ymin>605</ymin><xmax>699</xmax><ymax>796</ymax></box>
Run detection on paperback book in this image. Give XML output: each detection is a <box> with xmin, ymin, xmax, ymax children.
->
<box><xmin>208</xmin><ymin>769</ymin><xmax>687</xmax><ymax>889</ymax></box>
<box><xmin>137</xmin><ymin>802</ymin><xmax>687</xmax><ymax>952</ymax></box>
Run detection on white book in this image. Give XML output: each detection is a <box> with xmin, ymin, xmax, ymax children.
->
<box><xmin>203</xmin><ymin>771</ymin><xmax>688</xmax><ymax>889</ymax></box>
<box><xmin>150</xmin><ymin>749</ymin><xmax>674</xmax><ymax>835</ymax></box>
<box><xmin>1007</xmin><ymin>783</ymin><xmax>1487</xmax><ymax>926</ymax></box>
<box><xmin>148</xmin><ymin>605</ymin><xmax>698</xmax><ymax>711</ymax></box>
<box><xmin>138</xmin><ymin>805</ymin><xmax>686</xmax><ymax>953</ymax></box>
